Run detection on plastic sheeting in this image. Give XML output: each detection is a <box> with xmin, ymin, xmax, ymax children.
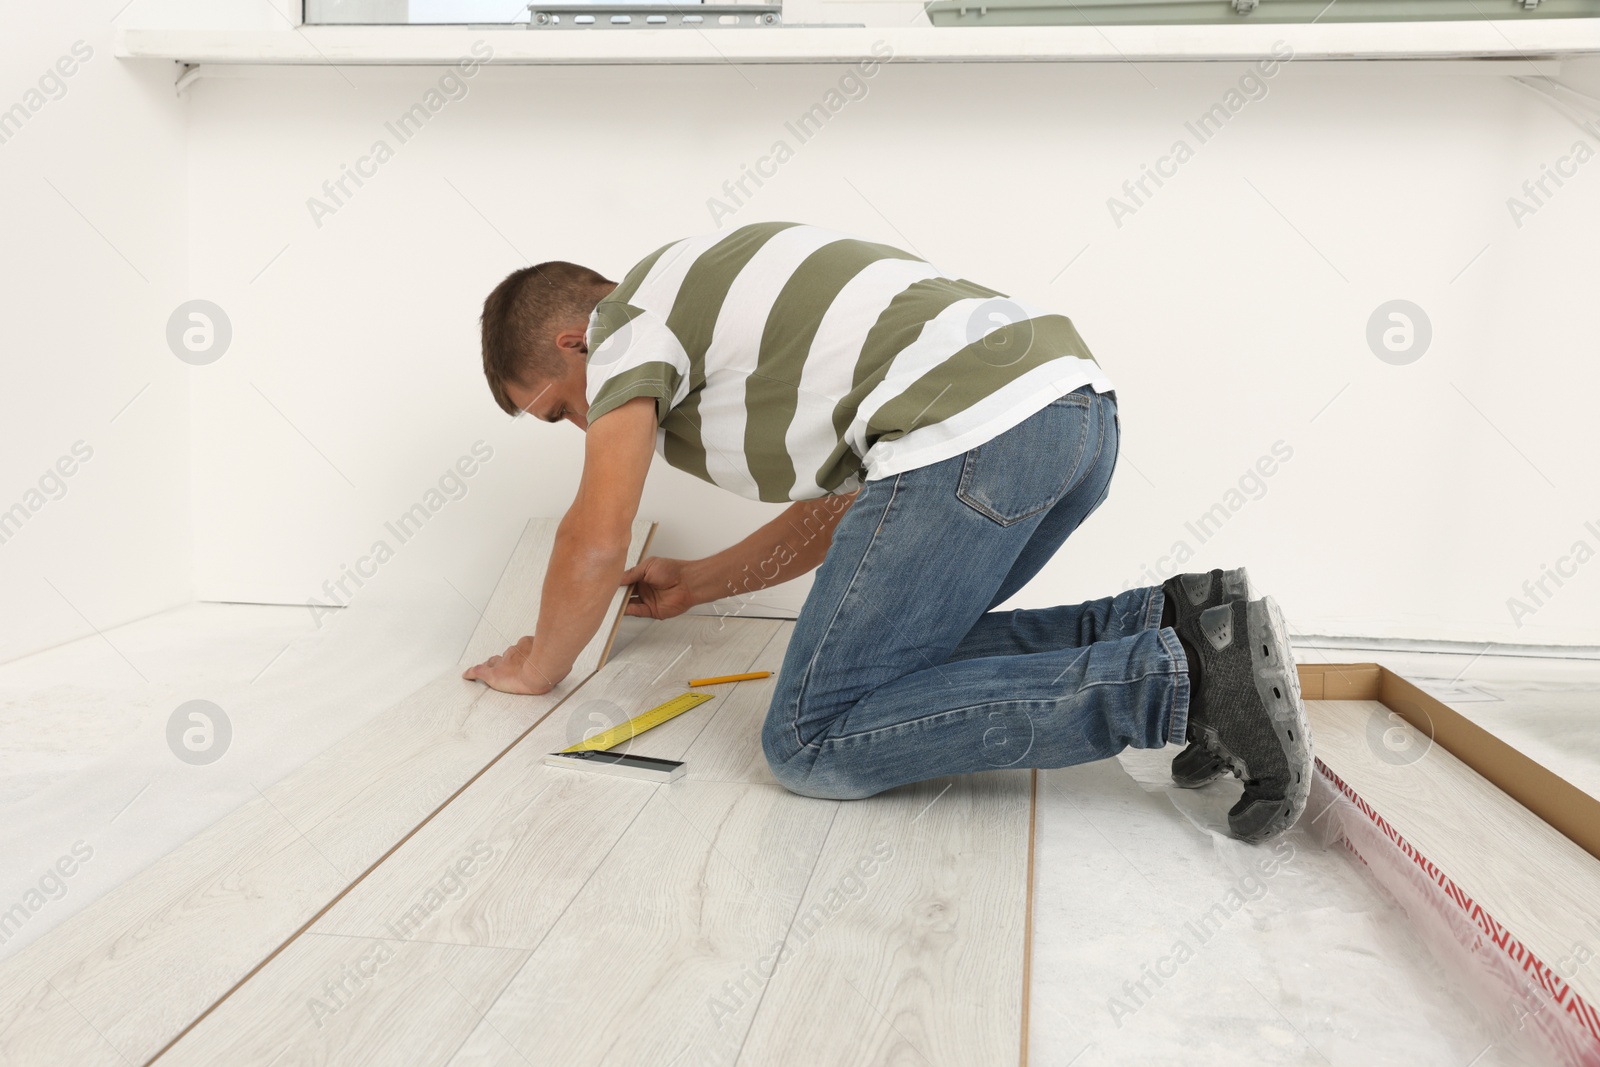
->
<box><xmin>1030</xmin><ymin>747</ymin><xmax>1546</xmax><ymax>1065</ymax></box>
<box><xmin>1310</xmin><ymin>759</ymin><xmax>1599</xmax><ymax>1067</ymax></box>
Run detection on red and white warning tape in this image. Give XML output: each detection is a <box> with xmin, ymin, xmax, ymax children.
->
<box><xmin>1314</xmin><ymin>757</ymin><xmax>1600</xmax><ymax>1067</ymax></box>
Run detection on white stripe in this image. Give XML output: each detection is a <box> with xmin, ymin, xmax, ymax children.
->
<box><xmin>584</xmin><ymin>310</ymin><xmax>692</xmax><ymax>409</ymax></box>
<box><xmin>696</xmin><ymin>225</ymin><xmax>849</xmax><ymax>494</ymax></box>
<box><xmin>586</xmin><ymin>233</ymin><xmax>721</xmax><ymax>410</ymax></box>
<box><xmin>592</xmin><ymin>224</ymin><xmax>1118</xmax><ymax>503</ymax></box>
<box><xmin>863</xmin><ymin>359</ymin><xmax>1115</xmax><ymax>481</ymax></box>
<box><xmin>785</xmin><ymin>257</ymin><xmax>943</xmax><ymax>497</ymax></box>
<box><xmin>844</xmin><ymin>297</ymin><xmax>1059</xmax><ymax>458</ymax></box>
<box><xmin>632</xmin><ymin>232</ymin><xmax>724</xmax><ymax>310</ymax></box>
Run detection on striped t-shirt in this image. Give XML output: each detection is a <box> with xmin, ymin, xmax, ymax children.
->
<box><xmin>584</xmin><ymin>222</ymin><xmax>1115</xmax><ymax>502</ymax></box>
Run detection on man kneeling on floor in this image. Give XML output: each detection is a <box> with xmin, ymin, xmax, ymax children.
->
<box><xmin>462</xmin><ymin>222</ymin><xmax>1313</xmax><ymax>843</ymax></box>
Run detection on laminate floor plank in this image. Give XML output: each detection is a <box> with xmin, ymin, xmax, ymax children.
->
<box><xmin>0</xmin><ymin>799</ymin><xmax>348</xmax><ymax>1067</ymax></box>
<box><xmin>681</xmin><ymin>623</ymin><xmax>793</xmax><ymax>787</ymax></box>
<box><xmin>272</xmin><ymin>519</ymin><xmax>656</xmax><ymax>877</ymax></box>
<box><xmin>309</xmin><ymin>616</ymin><xmax>782</xmax><ymax>948</ymax></box>
<box><xmin>1310</xmin><ymin>698</ymin><xmax>1600</xmax><ymax>1006</ymax></box>
<box><xmin>734</xmin><ymin>770</ymin><xmax>1034</xmax><ymax>1067</ymax></box>
<box><xmin>0</xmin><ymin>518</ymin><xmax>651</xmax><ymax>1067</ymax></box>
<box><xmin>155</xmin><ymin>618</ymin><xmax>780</xmax><ymax>1064</ymax></box>
<box><xmin>445</xmin><ymin>779</ymin><xmax>836</xmax><ymax>1067</ymax></box>
<box><xmin>156</xmin><ymin>934</ymin><xmax>530</xmax><ymax>1067</ymax></box>
<box><xmin>268</xmin><ymin>675</ymin><xmax>495</xmax><ymax>879</ymax></box>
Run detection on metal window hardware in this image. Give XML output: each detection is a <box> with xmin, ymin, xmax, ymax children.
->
<box><xmin>528</xmin><ymin>4</ymin><xmax>782</xmax><ymax>28</ymax></box>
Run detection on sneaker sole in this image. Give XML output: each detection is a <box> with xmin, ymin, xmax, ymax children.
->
<box><xmin>1226</xmin><ymin>596</ymin><xmax>1313</xmax><ymax>842</ymax></box>
<box><xmin>1176</xmin><ymin>567</ymin><xmax>1252</xmax><ymax>609</ymax></box>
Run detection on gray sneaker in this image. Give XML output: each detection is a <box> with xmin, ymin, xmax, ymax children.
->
<box><xmin>1162</xmin><ymin>568</ymin><xmax>1251</xmax><ymax>788</ymax></box>
<box><xmin>1184</xmin><ymin>596</ymin><xmax>1313</xmax><ymax>842</ymax></box>
<box><xmin>1169</xmin><ymin>742</ymin><xmax>1229</xmax><ymax>790</ymax></box>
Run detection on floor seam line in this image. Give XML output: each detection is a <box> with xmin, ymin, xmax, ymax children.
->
<box><xmin>138</xmin><ymin>665</ymin><xmax>606</xmax><ymax>1065</ymax></box>
<box><xmin>1021</xmin><ymin>766</ymin><xmax>1037</xmax><ymax>1067</ymax></box>
<box><xmin>728</xmin><ymin>801</ymin><xmax>842</xmax><ymax>1067</ymax></box>
<box><xmin>677</xmin><ymin>620</ymin><xmax>789</xmax><ymax>756</ymax></box>
<box><xmin>434</xmin><ymin>956</ymin><xmax>538</xmax><ymax>1067</ymax></box>
<box><xmin>450</xmin><ymin>783</ymin><xmax>668</xmax><ymax>1062</ymax></box>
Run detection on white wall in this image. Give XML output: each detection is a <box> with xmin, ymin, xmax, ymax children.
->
<box><xmin>0</xmin><ymin>3</ymin><xmax>191</xmax><ymax>663</ymax></box>
<box><xmin>175</xmin><ymin>53</ymin><xmax>1600</xmax><ymax>646</ymax></box>
<box><xmin>9</xmin><ymin>13</ymin><xmax>1583</xmax><ymax>650</ymax></box>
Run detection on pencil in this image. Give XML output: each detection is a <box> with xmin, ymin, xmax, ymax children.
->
<box><xmin>688</xmin><ymin>671</ymin><xmax>772</xmax><ymax>687</ymax></box>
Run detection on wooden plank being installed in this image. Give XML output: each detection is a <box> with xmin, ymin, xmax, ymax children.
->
<box><xmin>1307</xmin><ymin>698</ymin><xmax>1600</xmax><ymax>1065</ymax></box>
<box><xmin>0</xmin><ymin>518</ymin><xmax>653</xmax><ymax>1067</ymax></box>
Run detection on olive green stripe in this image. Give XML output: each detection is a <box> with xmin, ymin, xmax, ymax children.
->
<box><xmin>812</xmin><ymin>442</ymin><xmax>872</xmax><ymax>496</ymax></box>
<box><xmin>655</xmin><ymin>223</ymin><xmax>799</xmax><ymax>489</ymax></box>
<box><xmin>745</xmin><ymin>240</ymin><xmax>922</xmax><ymax>499</ymax></box>
<box><xmin>662</xmin><ymin>391</ymin><xmax>711</xmax><ymax>484</ymax></box>
<box><xmin>586</xmin><ymin>300</ymin><xmax>646</xmax><ymax>355</ymax></box>
<box><xmin>740</xmin><ymin>373</ymin><xmax>802</xmax><ymax>498</ymax></box>
<box><xmin>666</xmin><ymin>221</ymin><xmax>799</xmax><ymax>376</ymax></box>
<box><xmin>591</xmin><ymin>226</ymin><xmax>1103</xmax><ymax>503</ymax></box>
<box><xmin>864</xmin><ymin>316</ymin><xmax>1098</xmax><ymax>442</ymax></box>
<box><xmin>586</xmin><ymin>360</ymin><xmax>682</xmax><ymax>425</ymax></box>
<box><xmin>830</xmin><ymin>276</ymin><xmax>1004</xmax><ymax>443</ymax></box>
<box><xmin>815</xmin><ymin>276</ymin><xmax>1004</xmax><ymax>489</ymax></box>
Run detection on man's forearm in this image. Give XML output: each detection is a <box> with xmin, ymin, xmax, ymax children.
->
<box><xmin>526</xmin><ymin>519</ymin><xmax>632</xmax><ymax>683</ymax></box>
<box><xmin>463</xmin><ymin>396</ymin><xmax>656</xmax><ymax>696</ymax></box>
<box><xmin>688</xmin><ymin>492</ymin><xmax>856</xmax><ymax>605</ymax></box>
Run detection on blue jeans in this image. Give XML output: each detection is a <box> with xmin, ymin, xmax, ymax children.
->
<box><xmin>762</xmin><ymin>386</ymin><xmax>1189</xmax><ymax>800</ymax></box>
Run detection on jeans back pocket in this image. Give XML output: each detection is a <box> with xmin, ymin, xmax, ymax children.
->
<box><xmin>955</xmin><ymin>391</ymin><xmax>1095</xmax><ymax>527</ymax></box>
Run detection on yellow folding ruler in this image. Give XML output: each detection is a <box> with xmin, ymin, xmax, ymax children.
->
<box><xmin>561</xmin><ymin>692</ymin><xmax>715</xmax><ymax>753</ymax></box>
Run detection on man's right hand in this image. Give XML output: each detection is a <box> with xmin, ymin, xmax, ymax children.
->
<box><xmin>620</xmin><ymin>556</ymin><xmax>704</xmax><ymax>620</ymax></box>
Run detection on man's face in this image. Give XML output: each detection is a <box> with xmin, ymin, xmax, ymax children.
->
<box><xmin>505</xmin><ymin>352</ymin><xmax>589</xmax><ymax>430</ymax></box>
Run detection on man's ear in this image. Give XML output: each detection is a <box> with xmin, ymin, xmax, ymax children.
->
<box><xmin>553</xmin><ymin>324</ymin><xmax>589</xmax><ymax>357</ymax></box>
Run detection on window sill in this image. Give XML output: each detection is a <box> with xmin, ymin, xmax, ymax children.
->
<box><xmin>113</xmin><ymin>20</ymin><xmax>1595</xmax><ymax>68</ymax></box>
